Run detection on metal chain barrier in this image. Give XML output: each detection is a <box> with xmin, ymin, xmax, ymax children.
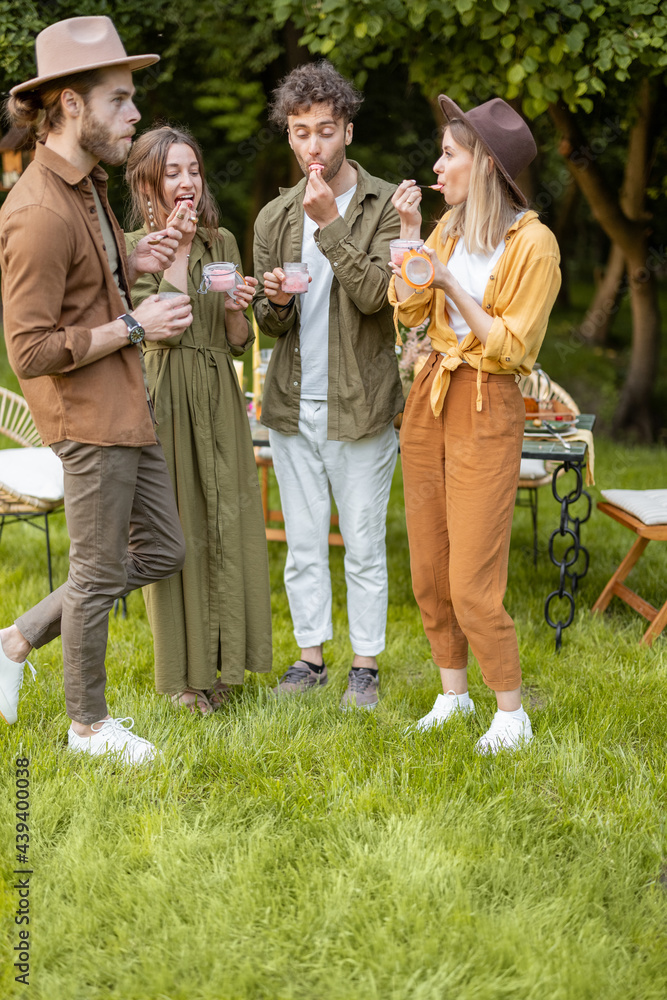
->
<box><xmin>545</xmin><ymin>461</ymin><xmax>592</xmax><ymax>651</ymax></box>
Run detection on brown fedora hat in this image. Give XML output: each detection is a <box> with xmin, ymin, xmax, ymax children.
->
<box><xmin>10</xmin><ymin>16</ymin><xmax>159</xmax><ymax>96</ymax></box>
<box><xmin>438</xmin><ymin>95</ymin><xmax>536</xmax><ymax>207</ymax></box>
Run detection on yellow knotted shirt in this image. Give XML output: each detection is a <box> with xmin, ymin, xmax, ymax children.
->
<box><xmin>388</xmin><ymin>210</ymin><xmax>561</xmax><ymax>416</ymax></box>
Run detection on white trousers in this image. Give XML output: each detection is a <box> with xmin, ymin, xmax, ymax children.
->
<box><xmin>269</xmin><ymin>400</ymin><xmax>398</xmax><ymax>656</ymax></box>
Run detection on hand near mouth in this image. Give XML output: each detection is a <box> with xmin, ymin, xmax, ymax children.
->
<box><xmin>303</xmin><ymin>167</ymin><xmax>339</xmax><ymax>229</ymax></box>
<box><xmin>165</xmin><ymin>199</ymin><xmax>199</xmax><ymax>250</ymax></box>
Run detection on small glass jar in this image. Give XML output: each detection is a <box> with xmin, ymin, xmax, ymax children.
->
<box><xmin>198</xmin><ymin>262</ymin><xmax>243</xmax><ymax>299</ymax></box>
<box><xmin>390</xmin><ymin>239</ymin><xmax>424</xmax><ymax>266</ymax></box>
<box><xmin>281</xmin><ymin>262</ymin><xmax>310</xmax><ymax>294</ymax></box>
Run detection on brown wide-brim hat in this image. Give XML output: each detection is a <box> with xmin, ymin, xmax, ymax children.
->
<box><xmin>10</xmin><ymin>15</ymin><xmax>159</xmax><ymax>96</ymax></box>
<box><xmin>438</xmin><ymin>94</ymin><xmax>536</xmax><ymax>207</ymax></box>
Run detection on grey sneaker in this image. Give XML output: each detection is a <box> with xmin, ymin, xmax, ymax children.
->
<box><xmin>271</xmin><ymin>661</ymin><xmax>328</xmax><ymax>696</ymax></box>
<box><xmin>340</xmin><ymin>668</ymin><xmax>379</xmax><ymax>711</ymax></box>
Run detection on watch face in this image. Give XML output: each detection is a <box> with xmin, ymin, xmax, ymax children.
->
<box><xmin>119</xmin><ymin>313</ymin><xmax>145</xmax><ymax>345</ymax></box>
<box><xmin>127</xmin><ymin>324</ymin><xmax>145</xmax><ymax>344</ymax></box>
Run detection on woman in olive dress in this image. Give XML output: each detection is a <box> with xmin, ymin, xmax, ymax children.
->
<box><xmin>125</xmin><ymin>126</ymin><xmax>272</xmax><ymax>713</ymax></box>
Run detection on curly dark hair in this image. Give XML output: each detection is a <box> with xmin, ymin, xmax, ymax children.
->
<box><xmin>269</xmin><ymin>61</ymin><xmax>363</xmax><ymax>129</ymax></box>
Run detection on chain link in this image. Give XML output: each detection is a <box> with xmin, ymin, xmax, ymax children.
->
<box><xmin>545</xmin><ymin>461</ymin><xmax>591</xmax><ymax>651</ymax></box>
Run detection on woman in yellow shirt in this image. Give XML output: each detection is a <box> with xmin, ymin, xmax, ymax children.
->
<box><xmin>389</xmin><ymin>95</ymin><xmax>561</xmax><ymax>753</ymax></box>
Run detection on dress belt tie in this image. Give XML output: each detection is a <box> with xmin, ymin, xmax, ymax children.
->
<box><xmin>143</xmin><ymin>344</ymin><xmax>232</xmax><ymax>425</ymax></box>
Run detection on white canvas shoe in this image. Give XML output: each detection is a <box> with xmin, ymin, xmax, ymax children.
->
<box><xmin>67</xmin><ymin>717</ymin><xmax>159</xmax><ymax>764</ymax></box>
<box><xmin>410</xmin><ymin>691</ymin><xmax>475</xmax><ymax>733</ymax></box>
<box><xmin>0</xmin><ymin>641</ymin><xmax>36</xmax><ymax>725</ymax></box>
<box><xmin>475</xmin><ymin>708</ymin><xmax>533</xmax><ymax>755</ymax></box>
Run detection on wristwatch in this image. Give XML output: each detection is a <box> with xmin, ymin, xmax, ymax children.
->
<box><xmin>118</xmin><ymin>312</ymin><xmax>145</xmax><ymax>345</ymax></box>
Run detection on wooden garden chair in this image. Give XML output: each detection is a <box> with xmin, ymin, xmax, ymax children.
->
<box><xmin>591</xmin><ymin>491</ymin><xmax>667</xmax><ymax>646</ymax></box>
<box><xmin>0</xmin><ymin>386</ymin><xmax>65</xmax><ymax>591</ymax></box>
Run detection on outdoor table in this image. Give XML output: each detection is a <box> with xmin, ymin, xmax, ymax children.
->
<box><xmin>251</xmin><ymin>413</ymin><xmax>596</xmax><ymax>651</ymax></box>
<box><xmin>521</xmin><ymin>414</ymin><xmax>596</xmax><ymax>650</ymax></box>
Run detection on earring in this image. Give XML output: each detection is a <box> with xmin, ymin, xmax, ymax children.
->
<box><xmin>146</xmin><ymin>197</ymin><xmax>156</xmax><ymax>230</ymax></box>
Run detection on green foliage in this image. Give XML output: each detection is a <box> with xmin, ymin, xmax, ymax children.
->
<box><xmin>265</xmin><ymin>0</ymin><xmax>667</xmax><ymax>118</ymax></box>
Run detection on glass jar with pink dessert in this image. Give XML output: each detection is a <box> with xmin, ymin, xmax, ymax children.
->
<box><xmin>390</xmin><ymin>239</ymin><xmax>425</xmax><ymax>267</ymax></box>
<box><xmin>197</xmin><ymin>262</ymin><xmax>243</xmax><ymax>300</ymax></box>
<box><xmin>281</xmin><ymin>262</ymin><xmax>310</xmax><ymax>294</ymax></box>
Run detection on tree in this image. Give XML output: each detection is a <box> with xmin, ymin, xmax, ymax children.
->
<box><xmin>273</xmin><ymin>0</ymin><xmax>667</xmax><ymax>439</ymax></box>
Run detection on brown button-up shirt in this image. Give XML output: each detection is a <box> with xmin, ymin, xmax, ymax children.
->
<box><xmin>0</xmin><ymin>142</ymin><xmax>156</xmax><ymax>447</ymax></box>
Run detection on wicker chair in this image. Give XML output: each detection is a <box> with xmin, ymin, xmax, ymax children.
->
<box><xmin>0</xmin><ymin>387</ymin><xmax>64</xmax><ymax>591</ymax></box>
<box><xmin>516</xmin><ymin>372</ymin><xmax>580</xmax><ymax>565</ymax></box>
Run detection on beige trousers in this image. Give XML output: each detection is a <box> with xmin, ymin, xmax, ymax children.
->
<box><xmin>16</xmin><ymin>442</ymin><xmax>185</xmax><ymax>723</ymax></box>
<box><xmin>400</xmin><ymin>357</ymin><xmax>524</xmax><ymax>692</ymax></box>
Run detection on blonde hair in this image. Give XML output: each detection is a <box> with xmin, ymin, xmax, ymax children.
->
<box><xmin>440</xmin><ymin>119</ymin><xmax>523</xmax><ymax>255</ymax></box>
<box><xmin>125</xmin><ymin>125</ymin><xmax>219</xmax><ymax>244</ymax></box>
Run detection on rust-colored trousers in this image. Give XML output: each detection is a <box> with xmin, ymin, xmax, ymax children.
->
<box><xmin>400</xmin><ymin>357</ymin><xmax>524</xmax><ymax>692</ymax></box>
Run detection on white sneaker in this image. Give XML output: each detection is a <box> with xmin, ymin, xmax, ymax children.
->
<box><xmin>67</xmin><ymin>717</ymin><xmax>159</xmax><ymax>764</ymax></box>
<box><xmin>475</xmin><ymin>708</ymin><xmax>533</xmax><ymax>755</ymax></box>
<box><xmin>0</xmin><ymin>640</ymin><xmax>36</xmax><ymax>725</ymax></box>
<box><xmin>410</xmin><ymin>691</ymin><xmax>475</xmax><ymax>733</ymax></box>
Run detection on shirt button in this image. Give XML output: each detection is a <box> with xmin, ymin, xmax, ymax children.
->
<box><xmin>294</xmin><ymin>347</ymin><xmax>299</xmax><ymax>353</ymax></box>
<box><xmin>505</xmin><ymin>357</ymin><xmax>511</xmax><ymax>361</ymax></box>
<box><xmin>89</xmin><ymin>207</ymin><xmax>96</xmax><ymax>214</ymax></box>
<box><xmin>333</xmin><ymin>262</ymin><xmax>339</xmax><ymax>267</ymax></box>
<box><xmin>293</xmin><ymin>381</ymin><xmax>299</xmax><ymax>387</ymax></box>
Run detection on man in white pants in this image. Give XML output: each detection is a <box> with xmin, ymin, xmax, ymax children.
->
<box><xmin>253</xmin><ymin>61</ymin><xmax>403</xmax><ymax>709</ymax></box>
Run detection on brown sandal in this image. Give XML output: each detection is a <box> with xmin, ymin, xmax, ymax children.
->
<box><xmin>170</xmin><ymin>688</ymin><xmax>214</xmax><ymax>715</ymax></box>
<box><xmin>204</xmin><ymin>678</ymin><xmax>232</xmax><ymax>709</ymax></box>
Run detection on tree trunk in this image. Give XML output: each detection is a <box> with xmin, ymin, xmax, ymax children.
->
<box><xmin>613</xmin><ymin>249</ymin><xmax>661</xmax><ymax>438</ymax></box>
<box><xmin>579</xmin><ymin>241</ymin><xmax>626</xmax><ymax>345</ymax></box>
<box><xmin>552</xmin><ymin>177</ymin><xmax>580</xmax><ymax>308</ymax></box>
<box><xmin>549</xmin><ymin>78</ymin><xmax>659</xmax><ymax>439</ymax></box>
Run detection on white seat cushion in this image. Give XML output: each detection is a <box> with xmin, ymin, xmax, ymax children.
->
<box><xmin>601</xmin><ymin>488</ymin><xmax>667</xmax><ymax>526</ymax></box>
<box><xmin>519</xmin><ymin>459</ymin><xmax>547</xmax><ymax>480</ymax></box>
<box><xmin>0</xmin><ymin>447</ymin><xmax>64</xmax><ymax>502</ymax></box>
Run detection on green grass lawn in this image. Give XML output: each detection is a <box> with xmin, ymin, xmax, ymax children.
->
<box><xmin>1</xmin><ymin>437</ymin><xmax>667</xmax><ymax>999</ymax></box>
<box><xmin>1</xmin><ymin>305</ymin><xmax>667</xmax><ymax>998</ymax></box>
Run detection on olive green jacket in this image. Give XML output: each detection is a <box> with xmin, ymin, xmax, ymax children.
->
<box><xmin>252</xmin><ymin>160</ymin><xmax>404</xmax><ymax>442</ymax></box>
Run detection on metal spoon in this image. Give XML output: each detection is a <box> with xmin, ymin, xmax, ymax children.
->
<box><xmin>542</xmin><ymin>420</ymin><xmax>572</xmax><ymax>450</ymax></box>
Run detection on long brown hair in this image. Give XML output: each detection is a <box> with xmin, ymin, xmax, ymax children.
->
<box><xmin>125</xmin><ymin>125</ymin><xmax>219</xmax><ymax>244</ymax></box>
<box><xmin>5</xmin><ymin>69</ymin><xmax>103</xmax><ymax>144</ymax></box>
<box><xmin>440</xmin><ymin>119</ymin><xmax>524</xmax><ymax>255</ymax></box>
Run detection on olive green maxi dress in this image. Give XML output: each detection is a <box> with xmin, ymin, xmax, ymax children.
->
<box><xmin>125</xmin><ymin>227</ymin><xmax>272</xmax><ymax>693</ymax></box>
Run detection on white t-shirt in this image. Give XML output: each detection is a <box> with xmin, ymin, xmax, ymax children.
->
<box><xmin>299</xmin><ymin>184</ymin><xmax>357</xmax><ymax>399</ymax></box>
<box><xmin>446</xmin><ymin>212</ymin><xmax>525</xmax><ymax>344</ymax></box>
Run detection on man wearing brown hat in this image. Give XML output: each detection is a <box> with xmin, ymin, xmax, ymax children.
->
<box><xmin>0</xmin><ymin>16</ymin><xmax>192</xmax><ymax>763</ymax></box>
